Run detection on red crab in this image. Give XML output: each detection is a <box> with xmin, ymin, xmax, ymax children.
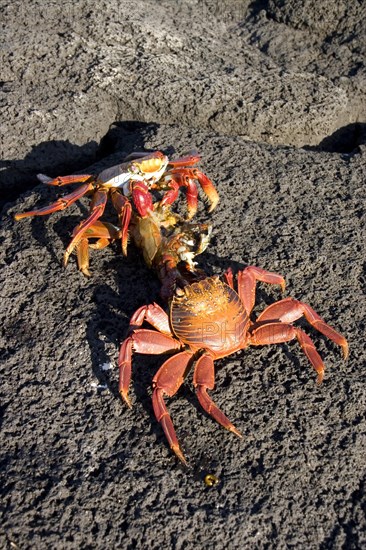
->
<box><xmin>119</xmin><ymin>266</ymin><xmax>348</xmax><ymax>464</ymax></box>
<box><xmin>14</xmin><ymin>151</ymin><xmax>218</xmax><ymax>273</ymax></box>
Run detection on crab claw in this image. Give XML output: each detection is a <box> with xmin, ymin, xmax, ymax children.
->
<box><xmin>73</xmin><ymin>220</ymin><xmax>122</xmax><ymax>277</ymax></box>
<box><xmin>131</xmin><ymin>180</ymin><xmax>154</xmax><ymax>217</ymax></box>
<box><xmin>167</xmin><ymin>168</ymin><xmax>219</xmax><ymax>214</ymax></box>
<box><xmin>63</xmin><ymin>188</ymin><xmax>108</xmax><ymax>267</ymax></box>
<box><xmin>110</xmin><ymin>190</ymin><xmax>132</xmax><ymax>256</ymax></box>
<box><xmin>194</xmin><ymin>170</ymin><xmax>219</xmax><ymax>212</ymax></box>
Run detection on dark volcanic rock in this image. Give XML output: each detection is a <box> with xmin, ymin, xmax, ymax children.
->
<box><xmin>1</xmin><ymin>0</ymin><xmax>365</xmax><ymax>200</ymax></box>
<box><xmin>1</xmin><ymin>122</ymin><xmax>366</xmax><ymax>549</ymax></box>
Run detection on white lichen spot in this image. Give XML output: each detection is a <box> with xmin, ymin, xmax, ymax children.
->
<box><xmin>101</xmin><ymin>362</ymin><xmax>114</xmax><ymax>371</ymax></box>
<box><xmin>90</xmin><ymin>382</ymin><xmax>108</xmax><ymax>390</ymax></box>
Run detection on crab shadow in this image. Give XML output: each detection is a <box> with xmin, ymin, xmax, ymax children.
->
<box><xmin>0</xmin><ymin>140</ymin><xmax>98</xmax><ymax>210</ymax></box>
<box><xmin>2</xmin><ymin>120</ymin><xmax>168</xmax><ymax>211</ymax></box>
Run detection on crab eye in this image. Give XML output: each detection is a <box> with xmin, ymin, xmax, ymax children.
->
<box><xmin>129</xmin><ymin>164</ymin><xmax>139</xmax><ymax>174</ymax></box>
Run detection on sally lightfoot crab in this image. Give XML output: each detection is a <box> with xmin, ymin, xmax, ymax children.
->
<box><xmin>119</xmin><ymin>267</ymin><xmax>348</xmax><ymax>464</ymax></box>
<box><xmin>14</xmin><ymin>151</ymin><xmax>218</xmax><ymax>272</ymax></box>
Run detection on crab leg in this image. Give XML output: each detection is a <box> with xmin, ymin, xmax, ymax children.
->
<box><xmin>193</xmin><ymin>353</ymin><xmax>242</xmax><ymax>437</ymax></box>
<box><xmin>160</xmin><ymin>174</ymin><xmax>199</xmax><ymax>219</ymax></box>
<box><xmin>169</xmin><ymin>168</ymin><xmax>219</xmax><ymax>213</ymax></box>
<box><xmin>159</xmin><ymin>178</ymin><xmax>180</xmax><ymax>206</ymax></box>
<box><xmin>14</xmin><ymin>182</ymin><xmax>94</xmax><ymax>220</ymax></box>
<box><xmin>237</xmin><ymin>266</ymin><xmax>286</xmax><ymax>316</ymax></box>
<box><xmin>168</xmin><ymin>153</ymin><xmax>201</xmax><ymax>167</ymax></box>
<box><xmin>152</xmin><ymin>351</ymin><xmax>194</xmax><ymax>464</ymax></box>
<box><xmin>110</xmin><ymin>189</ymin><xmax>132</xmax><ymax>255</ymax></box>
<box><xmin>124</xmin><ymin>151</ymin><xmax>200</xmax><ymax>168</ymax></box>
<box><xmin>119</xmin><ymin>326</ymin><xmax>181</xmax><ymax>407</ymax></box>
<box><xmin>223</xmin><ymin>267</ymin><xmax>235</xmax><ymax>288</ymax></box>
<box><xmin>256</xmin><ymin>297</ymin><xmax>349</xmax><ymax>359</ymax></box>
<box><xmin>250</xmin><ymin>322</ymin><xmax>329</xmax><ymax>384</ymax></box>
<box><xmin>184</xmin><ymin>178</ymin><xmax>199</xmax><ymax>218</ymax></box>
<box><xmin>74</xmin><ymin>221</ymin><xmax>121</xmax><ymax>277</ymax></box>
<box><xmin>41</xmin><ymin>174</ymin><xmax>94</xmax><ymax>186</ymax></box>
<box><xmin>63</xmin><ymin>188</ymin><xmax>108</xmax><ymax>266</ymax></box>
<box><xmin>194</xmin><ymin>170</ymin><xmax>219</xmax><ymax>212</ymax></box>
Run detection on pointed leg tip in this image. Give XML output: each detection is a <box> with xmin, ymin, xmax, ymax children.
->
<box><xmin>14</xmin><ymin>212</ymin><xmax>32</xmax><ymax>221</ymax></box>
<box><xmin>172</xmin><ymin>445</ymin><xmax>188</xmax><ymax>466</ymax></box>
<box><xmin>186</xmin><ymin>210</ymin><xmax>196</xmax><ymax>220</ymax></box>
<box><xmin>316</xmin><ymin>371</ymin><xmax>324</xmax><ymax>385</ymax></box>
<box><xmin>207</xmin><ymin>200</ymin><xmax>219</xmax><ymax>213</ymax></box>
<box><xmin>229</xmin><ymin>426</ymin><xmax>243</xmax><ymax>438</ymax></box>
<box><xmin>342</xmin><ymin>342</ymin><xmax>349</xmax><ymax>360</ymax></box>
<box><xmin>120</xmin><ymin>391</ymin><xmax>132</xmax><ymax>409</ymax></box>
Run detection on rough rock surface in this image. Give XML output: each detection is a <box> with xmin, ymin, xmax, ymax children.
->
<box><xmin>1</xmin><ymin>1</ymin><xmax>366</xmax><ymax>549</ymax></box>
<box><xmin>1</xmin><ymin>0</ymin><xmax>366</xmax><ymax>200</ymax></box>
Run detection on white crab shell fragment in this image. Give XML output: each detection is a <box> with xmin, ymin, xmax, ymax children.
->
<box><xmin>37</xmin><ymin>173</ymin><xmax>53</xmax><ymax>184</ymax></box>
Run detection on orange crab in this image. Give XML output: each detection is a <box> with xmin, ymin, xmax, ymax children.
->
<box><xmin>119</xmin><ymin>267</ymin><xmax>348</xmax><ymax>464</ymax></box>
<box><xmin>14</xmin><ymin>151</ymin><xmax>218</xmax><ymax>273</ymax></box>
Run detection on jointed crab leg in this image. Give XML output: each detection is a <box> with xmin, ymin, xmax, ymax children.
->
<box><xmin>256</xmin><ymin>297</ymin><xmax>349</xmax><ymax>358</ymax></box>
<box><xmin>110</xmin><ymin>189</ymin><xmax>132</xmax><ymax>255</ymax></box>
<box><xmin>249</xmin><ymin>297</ymin><xmax>349</xmax><ymax>383</ymax></box>
<box><xmin>168</xmin><ymin>153</ymin><xmax>201</xmax><ymax>167</ymax></box>
<box><xmin>127</xmin><ymin>303</ymin><xmax>173</xmax><ymax>335</ymax></box>
<box><xmin>250</xmin><ymin>322</ymin><xmax>326</xmax><ymax>384</ymax></box>
<box><xmin>237</xmin><ymin>267</ymin><xmax>286</xmax><ymax>315</ymax></box>
<box><xmin>168</xmin><ymin>168</ymin><xmax>219</xmax><ymax>213</ymax></box>
<box><xmin>224</xmin><ymin>266</ymin><xmax>286</xmax><ymax>315</ymax></box>
<box><xmin>124</xmin><ymin>151</ymin><xmax>201</xmax><ymax>168</ymax></box>
<box><xmin>14</xmin><ymin>182</ymin><xmax>94</xmax><ymax>220</ymax></box>
<box><xmin>160</xmin><ymin>174</ymin><xmax>199</xmax><ymax>219</ymax></box>
<box><xmin>152</xmin><ymin>351</ymin><xmax>194</xmax><ymax>465</ymax></box>
<box><xmin>73</xmin><ymin>221</ymin><xmax>121</xmax><ymax>277</ymax></box>
<box><xmin>193</xmin><ymin>353</ymin><xmax>242</xmax><ymax>437</ymax></box>
<box><xmin>63</xmin><ymin>188</ymin><xmax>108</xmax><ymax>267</ymax></box>
<box><xmin>42</xmin><ymin>174</ymin><xmax>94</xmax><ymax>186</ymax></box>
<box><xmin>118</xmin><ymin>303</ymin><xmax>177</xmax><ymax>405</ymax></box>
<box><xmin>119</xmin><ymin>328</ymin><xmax>182</xmax><ymax>409</ymax></box>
